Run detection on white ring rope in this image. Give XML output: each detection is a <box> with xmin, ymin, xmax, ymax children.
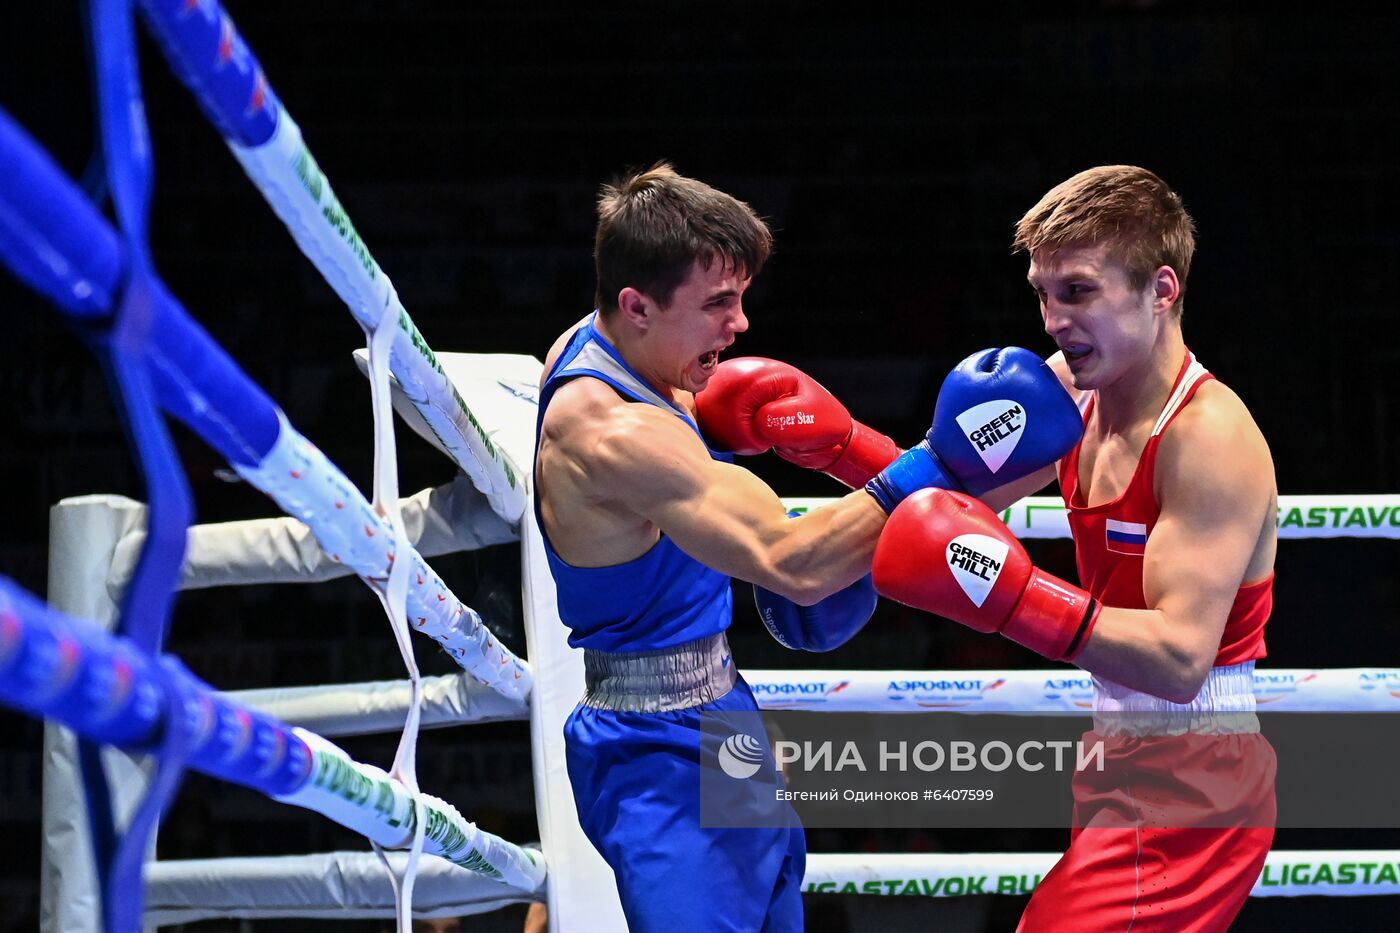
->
<box><xmin>235</xmin><ymin>412</ymin><xmax>530</xmax><ymax>702</ymax></box>
<box><xmin>786</xmin><ymin>494</ymin><xmax>1400</xmax><ymax>539</ymax></box>
<box><xmin>33</xmin><ymin>356</ymin><xmax>547</xmax><ymax>930</ymax></box>
<box><xmin>803</xmin><ymin>850</ymin><xmax>1400</xmax><ymax>899</ymax></box>
<box><xmin>743</xmin><ymin>668</ymin><xmax>1400</xmax><ymax>713</ymax></box>
<box><xmin>278</xmin><ymin>730</ymin><xmax>543</xmax><ymax>893</ymax></box>
<box><xmin>142</xmin><ymin>0</ymin><xmax>527</xmax><ymax>525</ymax></box>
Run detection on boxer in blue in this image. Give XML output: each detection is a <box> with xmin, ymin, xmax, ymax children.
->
<box><xmin>535</xmin><ymin>162</ymin><xmax>1083</xmax><ymax>931</ymax></box>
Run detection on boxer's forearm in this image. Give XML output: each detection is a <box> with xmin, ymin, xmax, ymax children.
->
<box><xmin>1072</xmin><ymin>605</ymin><xmax>1224</xmax><ymax>704</ymax></box>
<box><xmin>756</xmin><ymin>490</ymin><xmax>887</xmax><ymax>604</ymax></box>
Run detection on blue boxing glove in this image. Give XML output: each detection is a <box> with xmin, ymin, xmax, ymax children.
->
<box><xmin>754</xmin><ymin>574</ymin><xmax>878</xmax><ymax>652</ymax></box>
<box><xmin>865</xmin><ymin>348</ymin><xmax>1082</xmax><ymax>513</ymax></box>
<box><xmin>753</xmin><ymin>509</ymin><xmax>879</xmax><ymax>651</ymax></box>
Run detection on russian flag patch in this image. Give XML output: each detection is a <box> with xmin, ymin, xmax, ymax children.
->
<box><xmin>1105</xmin><ymin>519</ymin><xmax>1148</xmax><ymax>555</ymax></box>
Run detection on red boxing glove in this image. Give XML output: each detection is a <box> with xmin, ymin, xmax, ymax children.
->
<box><xmin>872</xmin><ymin>488</ymin><xmax>1100</xmax><ymax>661</ymax></box>
<box><xmin>695</xmin><ymin>357</ymin><xmax>901</xmax><ymax>488</ymax></box>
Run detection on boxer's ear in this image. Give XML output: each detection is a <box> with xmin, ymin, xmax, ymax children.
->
<box><xmin>1151</xmin><ymin>265</ymin><xmax>1180</xmax><ymax>316</ymax></box>
<box><xmin>617</xmin><ymin>287</ymin><xmax>653</xmax><ymax>331</ymax></box>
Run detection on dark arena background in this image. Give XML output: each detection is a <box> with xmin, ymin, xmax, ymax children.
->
<box><xmin>2</xmin><ymin>2</ymin><xmax>1398</xmax><ymax>931</ymax></box>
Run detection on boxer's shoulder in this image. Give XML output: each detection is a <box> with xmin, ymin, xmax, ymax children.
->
<box><xmin>1154</xmin><ymin>379</ymin><xmax>1273</xmax><ymax>504</ymax></box>
<box><xmin>541</xmin><ymin>377</ymin><xmax>632</xmax><ymax>462</ymax></box>
<box><xmin>537</xmin><ymin>382</ymin><xmax>688</xmax><ymax>558</ymax></box>
<box><xmin>544</xmin><ymin>379</ymin><xmax>707</xmax><ymax>501</ymax></box>
<box><xmin>1162</xmin><ymin>379</ymin><xmax>1266</xmax><ymax>454</ymax></box>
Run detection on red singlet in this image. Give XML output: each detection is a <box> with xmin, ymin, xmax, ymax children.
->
<box><xmin>1019</xmin><ymin>350</ymin><xmax>1277</xmax><ymax>933</ymax></box>
<box><xmin>1056</xmin><ymin>350</ymin><xmax>1271</xmax><ymax>666</ymax></box>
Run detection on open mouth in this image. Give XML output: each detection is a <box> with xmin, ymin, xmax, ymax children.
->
<box><xmin>699</xmin><ymin>349</ymin><xmax>719</xmax><ymax>371</ymax></box>
<box><xmin>1061</xmin><ymin>343</ymin><xmax>1093</xmax><ymax>363</ymax></box>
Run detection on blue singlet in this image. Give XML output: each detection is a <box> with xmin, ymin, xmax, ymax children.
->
<box><xmin>535</xmin><ymin>315</ymin><xmax>805</xmax><ymax>932</ymax></box>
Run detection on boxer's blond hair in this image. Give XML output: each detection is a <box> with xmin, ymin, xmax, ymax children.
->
<box><xmin>1014</xmin><ymin>165</ymin><xmax>1196</xmax><ymax>317</ymax></box>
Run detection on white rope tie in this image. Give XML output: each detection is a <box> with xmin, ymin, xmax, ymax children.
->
<box><xmin>364</xmin><ymin>293</ymin><xmax>426</xmax><ymax>933</ymax></box>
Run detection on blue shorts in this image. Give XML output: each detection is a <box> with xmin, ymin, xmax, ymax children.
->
<box><xmin>565</xmin><ymin>677</ymin><xmax>806</xmax><ymax>932</ymax></box>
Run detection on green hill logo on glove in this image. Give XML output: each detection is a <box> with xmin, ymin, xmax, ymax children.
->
<box><xmin>955</xmin><ymin>399</ymin><xmax>1026</xmax><ymax>473</ymax></box>
<box><xmin>947</xmin><ymin>535</ymin><xmax>1010</xmax><ymax>607</ymax></box>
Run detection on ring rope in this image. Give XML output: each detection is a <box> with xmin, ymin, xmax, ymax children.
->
<box><xmin>237</xmin><ymin>416</ymin><xmax>530</xmax><ymax>700</ymax></box>
<box><xmin>744</xmin><ymin>668</ymin><xmax>1400</xmax><ymax>713</ymax></box>
<box><xmin>802</xmin><ymin>851</ymin><xmax>1400</xmax><ymax>899</ymax></box>
<box><xmin>0</xmin><ymin>579</ymin><xmax>546</xmax><ymax>894</ymax></box>
<box><xmin>0</xmin><ymin>110</ymin><xmax>530</xmax><ymax>700</ymax></box>
<box><xmin>136</xmin><ymin>0</ymin><xmax>527</xmax><ymax>524</ymax></box>
<box><xmin>786</xmin><ymin>495</ymin><xmax>1400</xmax><ymax>539</ymax></box>
<box><xmin>0</xmin><ymin>80</ymin><xmax>536</xmax><ymax>931</ymax></box>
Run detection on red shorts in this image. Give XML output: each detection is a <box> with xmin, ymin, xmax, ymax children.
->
<box><xmin>1018</xmin><ymin>731</ymin><xmax>1276</xmax><ymax>933</ymax></box>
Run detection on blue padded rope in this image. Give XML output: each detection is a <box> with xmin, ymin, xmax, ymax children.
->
<box><xmin>84</xmin><ymin>1</ymin><xmax>194</xmax><ymax>930</ymax></box>
<box><xmin>90</xmin><ymin>0</ymin><xmax>191</xmax><ymax>655</ymax></box>
<box><xmin>76</xmin><ymin>0</ymin><xmax>109</xmax><ymax>205</ymax></box>
<box><xmin>0</xmin><ymin>8</ymin><xmax>287</xmax><ymax>926</ymax></box>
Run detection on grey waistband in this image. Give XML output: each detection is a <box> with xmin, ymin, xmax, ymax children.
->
<box><xmin>580</xmin><ymin>632</ymin><xmax>737</xmax><ymax>713</ymax></box>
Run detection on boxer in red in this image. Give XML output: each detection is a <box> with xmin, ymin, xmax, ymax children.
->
<box><xmin>872</xmin><ymin>165</ymin><xmax>1277</xmax><ymax>932</ymax></box>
